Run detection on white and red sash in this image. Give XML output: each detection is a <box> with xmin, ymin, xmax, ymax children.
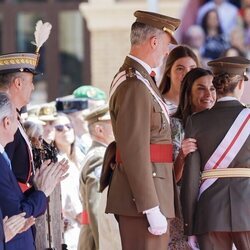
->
<box><xmin>109</xmin><ymin>70</ymin><xmax>170</xmax><ymax>123</ymax></box>
<box><xmin>198</xmin><ymin>108</ymin><xmax>250</xmax><ymax>199</ymax></box>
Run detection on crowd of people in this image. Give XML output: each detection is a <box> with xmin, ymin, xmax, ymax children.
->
<box><xmin>20</xmin><ymin>87</ymin><xmax>119</xmax><ymax>250</ymax></box>
<box><xmin>180</xmin><ymin>0</ymin><xmax>250</xmax><ymax>66</ymax></box>
<box><xmin>0</xmin><ymin>1</ymin><xmax>249</xmax><ymax>250</ymax></box>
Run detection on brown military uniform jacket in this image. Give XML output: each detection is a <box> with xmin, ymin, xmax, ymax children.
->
<box><xmin>79</xmin><ymin>141</ymin><xmax>106</xmax><ymax>250</ymax></box>
<box><xmin>181</xmin><ymin>100</ymin><xmax>250</xmax><ymax>236</ymax></box>
<box><xmin>106</xmin><ymin>56</ymin><xmax>180</xmax><ymax>218</ymax></box>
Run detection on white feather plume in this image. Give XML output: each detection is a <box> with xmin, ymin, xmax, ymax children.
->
<box><xmin>32</xmin><ymin>20</ymin><xmax>52</xmax><ymax>53</ymax></box>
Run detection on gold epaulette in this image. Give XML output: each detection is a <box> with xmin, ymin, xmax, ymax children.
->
<box><xmin>201</xmin><ymin>168</ymin><xmax>250</xmax><ymax>180</ymax></box>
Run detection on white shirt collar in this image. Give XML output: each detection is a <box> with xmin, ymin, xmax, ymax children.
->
<box><xmin>0</xmin><ymin>144</ymin><xmax>4</xmax><ymax>154</ymax></box>
<box><xmin>128</xmin><ymin>55</ymin><xmax>153</xmax><ymax>75</ymax></box>
<box><xmin>217</xmin><ymin>96</ymin><xmax>238</xmax><ymax>102</ymax></box>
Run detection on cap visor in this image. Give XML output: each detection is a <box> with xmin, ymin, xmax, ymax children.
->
<box><xmin>25</xmin><ymin>68</ymin><xmax>42</xmax><ymax>75</ymax></box>
<box><xmin>0</xmin><ymin>68</ymin><xmax>42</xmax><ymax>75</ymax></box>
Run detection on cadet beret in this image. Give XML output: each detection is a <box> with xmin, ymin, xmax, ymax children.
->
<box><xmin>38</xmin><ymin>103</ymin><xmax>57</xmax><ymax>122</ymax></box>
<box><xmin>134</xmin><ymin>10</ymin><xmax>181</xmax><ymax>44</ymax></box>
<box><xmin>73</xmin><ymin>85</ymin><xmax>107</xmax><ymax>100</ymax></box>
<box><xmin>208</xmin><ymin>56</ymin><xmax>250</xmax><ymax>81</ymax></box>
<box><xmin>0</xmin><ymin>53</ymin><xmax>40</xmax><ymax>75</ymax></box>
<box><xmin>55</xmin><ymin>96</ymin><xmax>88</xmax><ymax>114</ymax></box>
<box><xmin>84</xmin><ymin>104</ymin><xmax>110</xmax><ymax>125</ymax></box>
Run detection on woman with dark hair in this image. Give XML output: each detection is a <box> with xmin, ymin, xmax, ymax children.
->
<box><xmin>159</xmin><ymin>45</ymin><xmax>199</xmax><ymax>115</ymax></box>
<box><xmin>172</xmin><ymin>67</ymin><xmax>216</xmax><ymax>183</ymax></box>
<box><xmin>181</xmin><ymin>56</ymin><xmax>250</xmax><ymax>250</ymax></box>
<box><xmin>174</xmin><ymin>68</ymin><xmax>216</xmax><ymax>127</ymax></box>
<box><xmin>200</xmin><ymin>8</ymin><xmax>229</xmax><ymax>60</ymax></box>
<box><xmin>168</xmin><ymin>67</ymin><xmax>216</xmax><ymax>249</ymax></box>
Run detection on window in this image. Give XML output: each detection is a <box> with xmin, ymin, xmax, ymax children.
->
<box><xmin>0</xmin><ymin>0</ymin><xmax>89</xmax><ymax>103</ymax></box>
<box><xmin>58</xmin><ymin>11</ymin><xmax>84</xmax><ymax>96</ymax></box>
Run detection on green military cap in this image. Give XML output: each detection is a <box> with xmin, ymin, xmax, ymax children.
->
<box><xmin>73</xmin><ymin>85</ymin><xmax>107</xmax><ymax>100</ymax></box>
<box><xmin>84</xmin><ymin>104</ymin><xmax>110</xmax><ymax>125</ymax></box>
<box><xmin>38</xmin><ymin>103</ymin><xmax>57</xmax><ymax>122</ymax></box>
<box><xmin>0</xmin><ymin>53</ymin><xmax>40</xmax><ymax>75</ymax></box>
<box><xmin>208</xmin><ymin>56</ymin><xmax>250</xmax><ymax>81</ymax></box>
<box><xmin>134</xmin><ymin>10</ymin><xmax>181</xmax><ymax>45</ymax></box>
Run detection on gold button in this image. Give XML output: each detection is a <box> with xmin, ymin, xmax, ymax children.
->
<box><xmin>153</xmin><ymin>172</ymin><xmax>156</xmax><ymax>177</ymax></box>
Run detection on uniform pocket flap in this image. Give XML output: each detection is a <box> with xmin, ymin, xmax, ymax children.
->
<box><xmin>152</xmin><ymin>164</ymin><xmax>168</xmax><ymax>178</ymax></box>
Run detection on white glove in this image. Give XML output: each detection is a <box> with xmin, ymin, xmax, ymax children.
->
<box><xmin>144</xmin><ymin>206</ymin><xmax>168</xmax><ymax>235</ymax></box>
<box><xmin>188</xmin><ymin>235</ymin><xmax>200</xmax><ymax>250</ymax></box>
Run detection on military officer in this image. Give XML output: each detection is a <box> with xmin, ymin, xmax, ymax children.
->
<box><xmin>181</xmin><ymin>56</ymin><xmax>250</xmax><ymax>250</ymax></box>
<box><xmin>0</xmin><ymin>21</ymin><xmax>70</xmax><ymax>250</ymax></box>
<box><xmin>78</xmin><ymin>104</ymin><xmax>119</xmax><ymax>250</ymax></box>
<box><xmin>2</xmin><ymin>21</ymin><xmax>52</xmax><ymax>191</ymax></box>
<box><xmin>106</xmin><ymin>10</ymin><xmax>181</xmax><ymax>250</ymax></box>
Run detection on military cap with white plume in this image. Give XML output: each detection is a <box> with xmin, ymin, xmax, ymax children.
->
<box><xmin>0</xmin><ymin>20</ymin><xmax>52</xmax><ymax>74</ymax></box>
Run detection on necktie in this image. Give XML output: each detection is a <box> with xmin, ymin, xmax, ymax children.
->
<box><xmin>2</xmin><ymin>151</ymin><xmax>12</xmax><ymax>170</ymax></box>
<box><xmin>150</xmin><ymin>71</ymin><xmax>156</xmax><ymax>84</ymax></box>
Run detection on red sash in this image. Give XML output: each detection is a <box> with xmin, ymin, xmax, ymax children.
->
<box><xmin>116</xmin><ymin>144</ymin><xmax>173</xmax><ymax>163</ymax></box>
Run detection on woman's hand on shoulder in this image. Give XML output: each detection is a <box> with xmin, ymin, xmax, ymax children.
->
<box><xmin>181</xmin><ymin>138</ymin><xmax>197</xmax><ymax>158</ymax></box>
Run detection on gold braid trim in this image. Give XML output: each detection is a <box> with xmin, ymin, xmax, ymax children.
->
<box><xmin>0</xmin><ymin>56</ymin><xmax>37</xmax><ymax>66</ymax></box>
<box><xmin>201</xmin><ymin>168</ymin><xmax>250</xmax><ymax>180</ymax></box>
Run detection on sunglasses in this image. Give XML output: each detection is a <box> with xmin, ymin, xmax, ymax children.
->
<box><xmin>54</xmin><ymin>123</ymin><xmax>72</xmax><ymax>132</ymax></box>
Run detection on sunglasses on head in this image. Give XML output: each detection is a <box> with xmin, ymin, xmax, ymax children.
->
<box><xmin>54</xmin><ymin>123</ymin><xmax>72</xmax><ymax>132</ymax></box>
